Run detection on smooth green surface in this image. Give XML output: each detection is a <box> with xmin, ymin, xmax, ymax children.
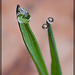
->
<box><xmin>17</xmin><ymin>5</ymin><xmax>48</xmax><ymax>75</ymax></box>
<box><xmin>47</xmin><ymin>24</ymin><xmax>62</xmax><ymax>75</ymax></box>
<box><xmin>18</xmin><ymin>21</ymin><xmax>48</xmax><ymax>75</ymax></box>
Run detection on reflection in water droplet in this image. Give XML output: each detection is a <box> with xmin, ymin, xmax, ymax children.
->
<box><xmin>42</xmin><ymin>17</ymin><xmax>54</xmax><ymax>30</ymax></box>
<box><xmin>46</xmin><ymin>17</ymin><xmax>54</xmax><ymax>24</ymax></box>
<box><xmin>16</xmin><ymin>5</ymin><xmax>31</xmax><ymax>23</ymax></box>
<box><xmin>42</xmin><ymin>23</ymin><xmax>48</xmax><ymax>30</ymax></box>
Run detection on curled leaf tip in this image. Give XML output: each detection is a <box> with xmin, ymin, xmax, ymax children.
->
<box><xmin>16</xmin><ymin>4</ymin><xmax>20</xmax><ymax>14</ymax></box>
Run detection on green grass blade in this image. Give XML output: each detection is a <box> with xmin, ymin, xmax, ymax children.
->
<box><xmin>42</xmin><ymin>17</ymin><xmax>62</xmax><ymax>75</ymax></box>
<box><xmin>19</xmin><ymin>23</ymin><xmax>48</xmax><ymax>75</ymax></box>
<box><xmin>48</xmin><ymin>24</ymin><xmax>62</xmax><ymax>75</ymax></box>
<box><xmin>16</xmin><ymin>5</ymin><xmax>48</xmax><ymax>75</ymax></box>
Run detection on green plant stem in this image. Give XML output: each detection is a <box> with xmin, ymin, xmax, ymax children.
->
<box><xmin>18</xmin><ymin>22</ymin><xmax>48</xmax><ymax>75</ymax></box>
<box><xmin>47</xmin><ymin>24</ymin><xmax>62</xmax><ymax>75</ymax></box>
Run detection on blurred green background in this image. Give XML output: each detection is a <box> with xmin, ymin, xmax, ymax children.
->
<box><xmin>2</xmin><ymin>0</ymin><xmax>73</xmax><ymax>75</ymax></box>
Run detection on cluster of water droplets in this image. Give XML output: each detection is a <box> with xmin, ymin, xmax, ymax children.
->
<box><xmin>16</xmin><ymin>5</ymin><xmax>31</xmax><ymax>23</ymax></box>
<box><xmin>42</xmin><ymin>17</ymin><xmax>54</xmax><ymax>30</ymax></box>
<box><xmin>16</xmin><ymin>5</ymin><xmax>54</xmax><ymax>29</ymax></box>
<box><xmin>17</xmin><ymin>6</ymin><xmax>28</xmax><ymax>17</ymax></box>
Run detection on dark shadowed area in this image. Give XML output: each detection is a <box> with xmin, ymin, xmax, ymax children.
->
<box><xmin>2</xmin><ymin>0</ymin><xmax>73</xmax><ymax>75</ymax></box>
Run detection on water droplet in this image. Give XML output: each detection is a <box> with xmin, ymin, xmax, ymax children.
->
<box><xmin>16</xmin><ymin>5</ymin><xmax>31</xmax><ymax>23</ymax></box>
<box><xmin>46</xmin><ymin>17</ymin><xmax>54</xmax><ymax>24</ymax></box>
<box><xmin>42</xmin><ymin>23</ymin><xmax>48</xmax><ymax>30</ymax></box>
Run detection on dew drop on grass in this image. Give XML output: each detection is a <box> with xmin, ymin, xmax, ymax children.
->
<box><xmin>46</xmin><ymin>17</ymin><xmax>54</xmax><ymax>24</ymax></box>
<box><xmin>42</xmin><ymin>23</ymin><xmax>48</xmax><ymax>30</ymax></box>
<box><xmin>42</xmin><ymin>17</ymin><xmax>54</xmax><ymax>30</ymax></box>
<box><xmin>16</xmin><ymin>5</ymin><xmax>31</xmax><ymax>24</ymax></box>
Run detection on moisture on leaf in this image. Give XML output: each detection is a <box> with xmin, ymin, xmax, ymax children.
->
<box><xmin>16</xmin><ymin>5</ymin><xmax>31</xmax><ymax>24</ymax></box>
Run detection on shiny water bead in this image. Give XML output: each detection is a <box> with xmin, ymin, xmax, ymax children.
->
<box><xmin>42</xmin><ymin>23</ymin><xmax>48</xmax><ymax>30</ymax></box>
<box><xmin>46</xmin><ymin>17</ymin><xmax>54</xmax><ymax>24</ymax></box>
<box><xmin>42</xmin><ymin>17</ymin><xmax>54</xmax><ymax>30</ymax></box>
<box><xmin>16</xmin><ymin>5</ymin><xmax>31</xmax><ymax>23</ymax></box>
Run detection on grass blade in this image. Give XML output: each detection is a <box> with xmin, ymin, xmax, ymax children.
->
<box><xmin>42</xmin><ymin>17</ymin><xmax>62</xmax><ymax>75</ymax></box>
<box><xmin>48</xmin><ymin>24</ymin><xmax>62</xmax><ymax>75</ymax></box>
<box><xmin>16</xmin><ymin>5</ymin><xmax>48</xmax><ymax>75</ymax></box>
